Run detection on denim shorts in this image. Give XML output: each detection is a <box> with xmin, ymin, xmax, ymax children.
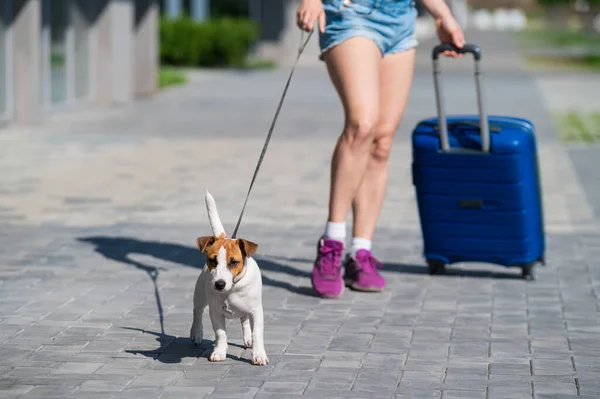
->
<box><xmin>319</xmin><ymin>0</ymin><xmax>418</xmax><ymax>60</ymax></box>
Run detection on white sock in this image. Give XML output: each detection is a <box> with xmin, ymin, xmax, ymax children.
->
<box><xmin>324</xmin><ymin>222</ymin><xmax>346</xmax><ymax>242</ymax></box>
<box><xmin>351</xmin><ymin>237</ymin><xmax>372</xmax><ymax>255</ymax></box>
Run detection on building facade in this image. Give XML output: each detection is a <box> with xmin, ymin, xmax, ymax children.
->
<box><xmin>0</xmin><ymin>0</ymin><xmax>158</xmax><ymax>127</ymax></box>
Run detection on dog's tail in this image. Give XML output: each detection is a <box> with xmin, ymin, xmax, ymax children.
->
<box><xmin>205</xmin><ymin>190</ymin><xmax>226</xmax><ymax>237</ymax></box>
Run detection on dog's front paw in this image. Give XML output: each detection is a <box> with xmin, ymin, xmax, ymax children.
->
<box><xmin>209</xmin><ymin>349</ymin><xmax>227</xmax><ymax>362</ymax></box>
<box><xmin>243</xmin><ymin>337</ymin><xmax>253</xmax><ymax>349</ymax></box>
<box><xmin>190</xmin><ymin>326</ymin><xmax>203</xmax><ymax>346</ymax></box>
<box><xmin>252</xmin><ymin>350</ymin><xmax>269</xmax><ymax>366</ymax></box>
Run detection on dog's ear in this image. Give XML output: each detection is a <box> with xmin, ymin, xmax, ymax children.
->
<box><xmin>237</xmin><ymin>239</ymin><xmax>258</xmax><ymax>258</ymax></box>
<box><xmin>196</xmin><ymin>236</ymin><xmax>216</xmax><ymax>253</ymax></box>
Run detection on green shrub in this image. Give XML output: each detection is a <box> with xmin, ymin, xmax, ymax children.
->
<box><xmin>160</xmin><ymin>16</ymin><xmax>259</xmax><ymax>68</ymax></box>
<box><xmin>211</xmin><ymin>0</ymin><xmax>248</xmax><ymax>17</ymax></box>
<box><xmin>536</xmin><ymin>0</ymin><xmax>572</xmax><ymax>5</ymax></box>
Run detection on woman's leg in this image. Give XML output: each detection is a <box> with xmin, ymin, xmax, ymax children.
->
<box><xmin>324</xmin><ymin>37</ymin><xmax>382</xmax><ymax>224</ymax></box>
<box><xmin>310</xmin><ymin>36</ymin><xmax>382</xmax><ymax>298</ymax></box>
<box><xmin>343</xmin><ymin>48</ymin><xmax>416</xmax><ymax>292</ymax></box>
<box><xmin>351</xmin><ymin>48</ymin><xmax>416</xmax><ymax>242</ymax></box>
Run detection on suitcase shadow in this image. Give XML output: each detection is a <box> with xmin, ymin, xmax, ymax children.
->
<box><xmin>265</xmin><ymin>256</ymin><xmax>524</xmax><ymax>280</ymax></box>
<box><xmin>382</xmin><ymin>262</ymin><xmax>524</xmax><ymax>280</ymax></box>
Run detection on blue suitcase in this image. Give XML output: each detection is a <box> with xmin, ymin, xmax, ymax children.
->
<box><xmin>411</xmin><ymin>44</ymin><xmax>545</xmax><ymax>280</ymax></box>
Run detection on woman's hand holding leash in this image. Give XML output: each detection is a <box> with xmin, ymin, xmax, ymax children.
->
<box><xmin>296</xmin><ymin>0</ymin><xmax>326</xmax><ymax>33</ymax></box>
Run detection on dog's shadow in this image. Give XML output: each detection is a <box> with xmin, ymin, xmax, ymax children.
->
<box><xmin>122</xmin><ymin>327</ymin><xmax>254</xmax><ymax>365</ymax></box>
<box><xmin>77</xmin><ymin>235</ymin><xmax>316</xmax><ymax>364</ymax></box>
<box><xmin>77</xmin><ymin>236</ymin><xmax>317</xmax><ymax>296</ymax></box>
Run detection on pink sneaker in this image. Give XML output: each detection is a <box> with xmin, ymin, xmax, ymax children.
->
<box><xmin>311</xmin><ymin>238</ymin><xmax>344</xmax><ymax>298</ymax></box>
<box><xmin>343</xmin><ymin>249</ymin><xmax>386</xmax><ymax>292</ymax></box>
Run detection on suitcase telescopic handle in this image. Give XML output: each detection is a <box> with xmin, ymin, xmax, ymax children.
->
<box><xmin>431</xmin><ymin>43</ymin><xmax>490</xmax><ymax>153</ymax></box>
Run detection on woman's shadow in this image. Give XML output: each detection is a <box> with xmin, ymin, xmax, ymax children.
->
<box><xmin>77</xmin><ymin>235</ymin><xmax>316</xmax><ymax>364</ymax></box>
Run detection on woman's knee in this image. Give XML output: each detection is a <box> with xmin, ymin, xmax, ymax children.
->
<box><xmin>370</xmin><ymin>134</ymin><xmax>394</xmax><ymax>164</ymax></box>
<box><xmin>343</xmin><ymin>116</ymin><xmax>378</xmax><ymax>148</ymax></box>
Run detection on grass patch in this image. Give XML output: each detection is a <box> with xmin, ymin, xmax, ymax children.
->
<box><xmin>526</xmin><ymin>53</ymin><xmax>600</xmax><ymax>71</ymax></box>
<box><xmin>238</xmin><ymin>58</ymin><xmax>278</xmax><ymax>70</ymax></box>
<box><xmin>158</xmin><ymin>67</ymin><xmax>187</xmax><ymax>89</ymax></box>
<box><xmin>515</xmin><ymin>26</ymin><xmax>600</xmax><ymax>71</ymax></box>
<box><xmin>554</xmin><ymin>111</ymin><xmax>600</xmax><ymax>143</ymax></box>
<box><xmin>516</xmin><ymin>27</ymin><xmax>600</xmax><ymax>48</ymax></box>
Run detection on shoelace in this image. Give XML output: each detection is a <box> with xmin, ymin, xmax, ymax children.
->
<box><xmin>319</xmin><ymin>246</ymin><xmax>341</xmax><ymax>276</ymax></box>
<box><xmin>355</xmin><ymin>252</ymin><xmax>383</xmax><ymax>274</ymax></box>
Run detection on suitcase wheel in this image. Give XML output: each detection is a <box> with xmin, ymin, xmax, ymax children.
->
<box><xmin>427</xmin><ymin>259</ymin><xmax>446</xmax><ymax>275</ymax></box>
<box><xmin>520</xmin><ymin>262</ymin><xmax>535</xmax><ymax>281</ymax></box>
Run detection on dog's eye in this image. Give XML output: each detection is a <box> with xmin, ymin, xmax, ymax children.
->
<box><xmin>210</xmin><ymin>257</ymin><xmax>218</xmax><ymax>265</ymax></box>
<box><xmin>229</xmin><ymin>259</ymin><xmax>239</xmax><ymax>267</ymax></box>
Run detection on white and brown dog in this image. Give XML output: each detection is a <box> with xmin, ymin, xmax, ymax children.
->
<box><xmin>190</xmin><ymin>191</ymin><xmax>268</xmax><ymax>366</ymax></box>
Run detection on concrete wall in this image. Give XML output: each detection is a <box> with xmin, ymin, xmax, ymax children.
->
<box><xmin>4</xmin><ymin>0</ymin><xmax>158</xmax><ymax>126</ymax></box>
<box><xmin>11</xmin><ymin>0</ymin><xmax>42</xmax><ymax>123</ymax></box>
<box><xmin>96</xmin><ymin>0</ymin><xmax>134</xmax><ymax>105</ymax></box>
<box><xmin>135</xmin><ymin>0</ymin><xmax>158</xmax><ymax>97</ymax></box>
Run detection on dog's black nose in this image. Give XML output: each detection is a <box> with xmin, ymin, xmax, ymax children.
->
<box><xmin>214</xmin><ymin>279</ymin><xmax>226</xmax><ymax>291</ymax></box>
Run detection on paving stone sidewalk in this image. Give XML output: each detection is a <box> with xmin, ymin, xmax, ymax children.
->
<box><xmin>1</xmin><ymin>31</ymin><xmax>599</xmax><ymax>399</ymax></box>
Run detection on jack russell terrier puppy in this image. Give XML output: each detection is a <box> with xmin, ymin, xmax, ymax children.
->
<box><xmin>190</xmin><ymin>191</ymin><xmax>269</xmax><ymax>366</ymax></box>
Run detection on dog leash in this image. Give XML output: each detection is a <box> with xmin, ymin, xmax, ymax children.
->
<box><xmin>231</xmin><ymin>30</ymin><xmax>314</xmax><ymax>239</ymax></box>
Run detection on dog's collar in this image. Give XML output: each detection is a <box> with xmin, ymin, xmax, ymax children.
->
<box><xmin>232</xmin><ymin>265</ymin><xmax>247</xmax><ymax>284</ymax></box>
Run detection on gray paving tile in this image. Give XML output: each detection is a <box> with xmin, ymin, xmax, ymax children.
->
<box><xmin>395</xmin><ymin>389</ymin><xmax>442</xmax><ymax>399</ymax></box>
<box><xmin>161</xmin><ymin>387</ymin><xmax>214</xmax><ymax>399</ymax></box>
<box><xmin>442</xmin><ymin>389</ymin><xmax>486</xmax><ymax>399</ymax></box>
<box><xmin>488</xmin><ymin>384</ymin><xmax>532</xmax><ymax>399</ymax></box>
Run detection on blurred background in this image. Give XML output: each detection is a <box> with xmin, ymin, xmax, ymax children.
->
<box><xmin>0</xmin><ymin>0</ymin><xmax>598</xmax><ymax>133</ymax></box>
